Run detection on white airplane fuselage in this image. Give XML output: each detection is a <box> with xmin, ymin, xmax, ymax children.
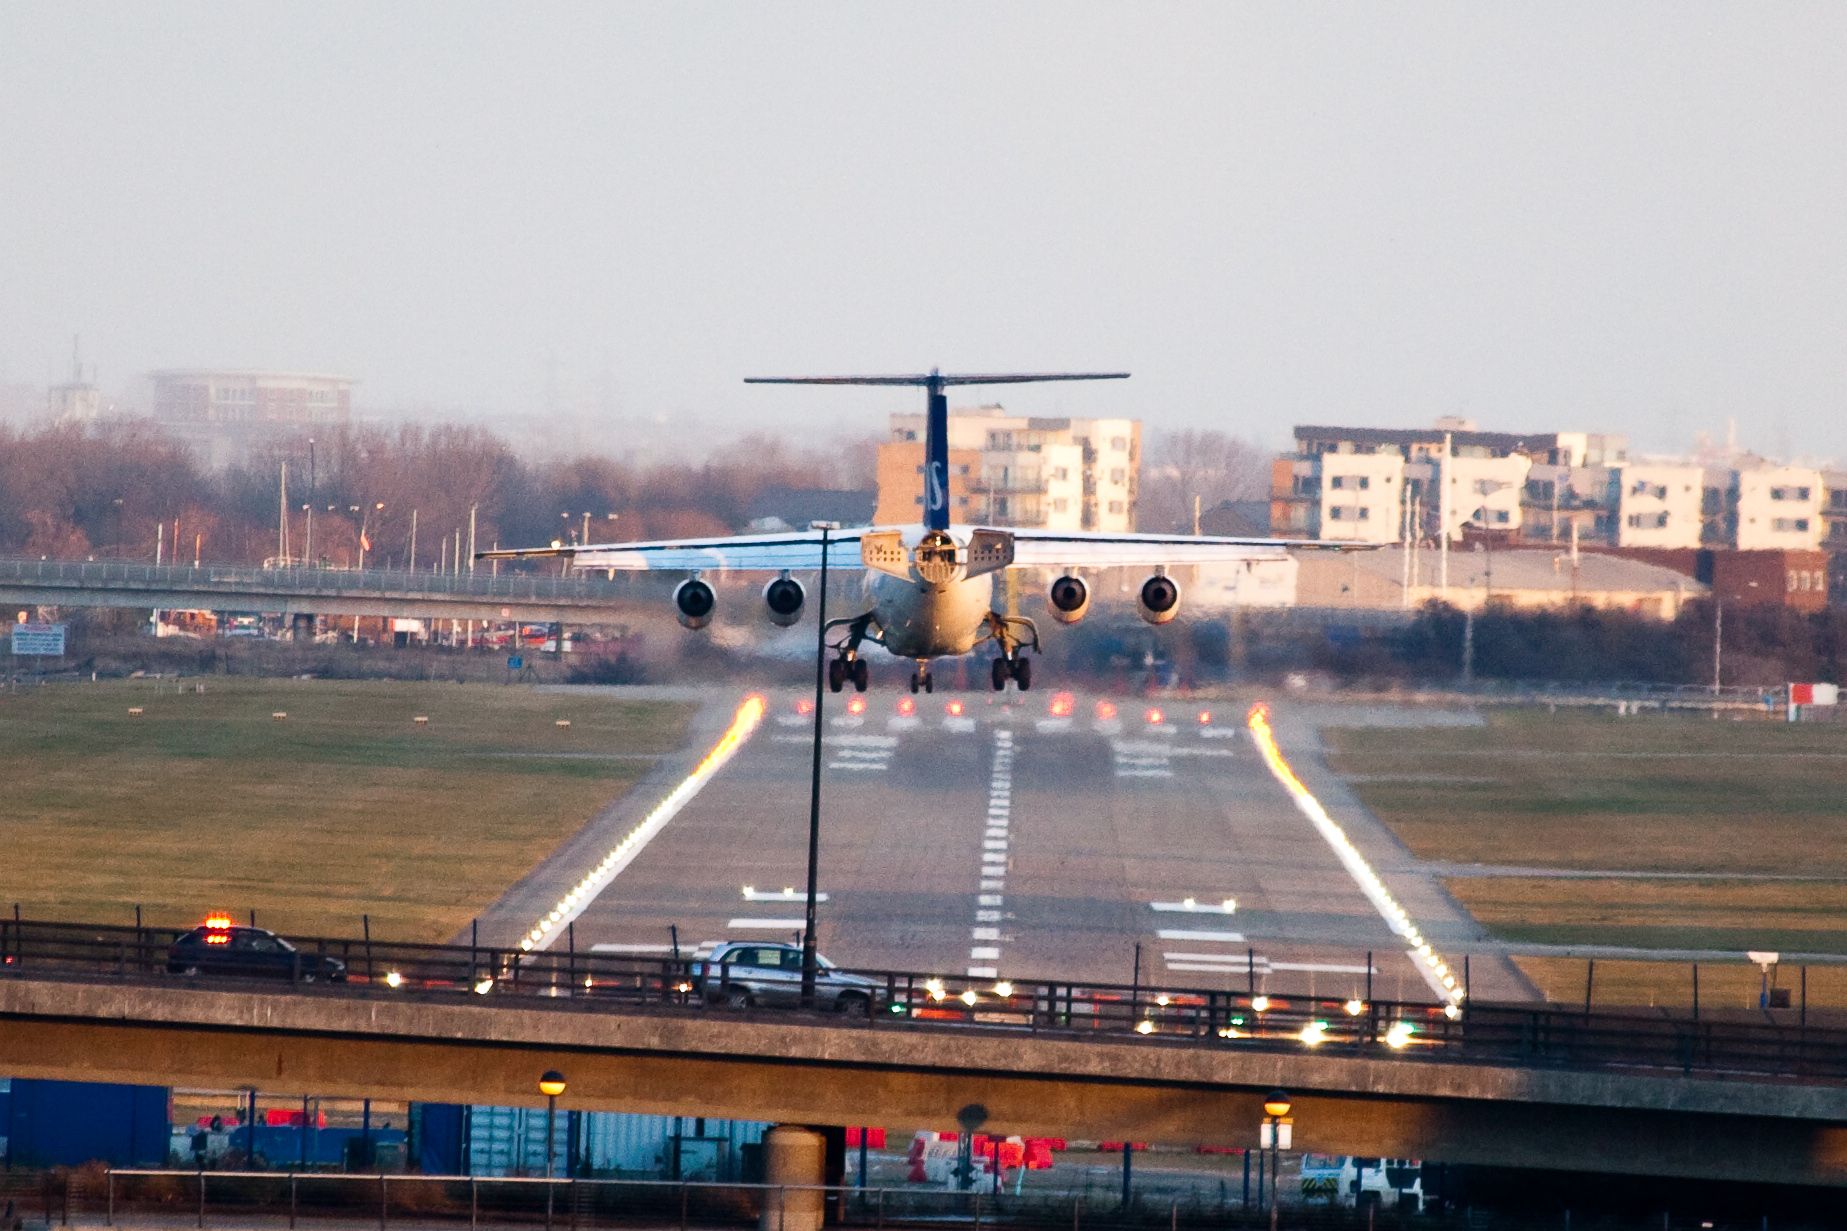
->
<box><xmin>862</xmin><ymin>567</ymin><xmax>996</xmax><ymax>660</ymax></box>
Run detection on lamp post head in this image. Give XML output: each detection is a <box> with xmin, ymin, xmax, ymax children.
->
<box><xmin>1262</xmin><ymin>1090</ymin><xmax>1292</xmax><ymax>1119</ymax></box>
<box><xmin>538</xmin><ymin>1071</ymin><xmax>567</xmax><ymax>1098</ymax></box>
<box><xmin>809</xmin><ymin>521</ymin><xmax>841</xmax><ymax>533</ymax></box>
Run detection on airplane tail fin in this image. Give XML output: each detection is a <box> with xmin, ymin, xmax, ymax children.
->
<box><xmin>744</xmin><ymin>370</ymin><xmax>1129</xmax><ymax>532</ymax></box>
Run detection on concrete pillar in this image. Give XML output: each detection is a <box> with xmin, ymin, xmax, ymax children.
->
<box><xmin>759</xmin><ymin>1126</ymin><xmax>826</xmax><ymax>1231</ymax></box>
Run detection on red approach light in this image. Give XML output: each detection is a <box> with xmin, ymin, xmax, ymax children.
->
<box><xmin>1145</xmin><ymin>707</ymin><xmax>1165</xmax><ymax>726</ymax></box>
<box><xmin>1049</xmin><ymin>692</ymin><xmax>1075</xmax><ymax>718</ymax></box>
<box><xmin>1095</xmin><ymin>699</ymin><xmax>1118</xmax><ymax>720</ymax></box>
<box><xmin>847</xmin><ymin>695</ymin><xmax>868</xmax><ymax>716</ymax></box>
<box><xmin>946</xmin><ymin>699</ymin><xmax>965</xmax><ymax>717</ymax></box>
<box><xmin>896</xmin><ymin>696</ymin><xmax>917</xmax><ymax>717</ymax></box>
<box><xmin>795</xmin><ymin>698</ymin><xmax>814</xmax><ymax>716</ymax></box>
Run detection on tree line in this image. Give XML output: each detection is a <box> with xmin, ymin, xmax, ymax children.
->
<box><xmin>0</xmin><ymin>419</ymin><xmax>869</xmax><ymax>569</ymax></box>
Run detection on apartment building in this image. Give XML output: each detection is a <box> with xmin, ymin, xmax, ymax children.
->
<box><xmin>1728</xmin><ymin>462</ymin><xmax>1826</xmax><ymax>551</ymax></box>
<box><xmin>879</xmin><ymin>406</ymin><xmax>1140</xmax><ymax>531</ymax></box>
<box><xmin>150</xmin><ymin>369</ymin><xmax>354</xmax><ymax>466</ymax></box>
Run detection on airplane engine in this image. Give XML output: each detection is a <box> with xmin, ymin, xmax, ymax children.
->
<box><xmin>1137</xmin><ymin>574</ymin><xmax>1181</xmax><ymax>625</ymax></box>
<box><xmin>762</xmin><ymin>575</ymin><xmax>806</xmax><ymax>627</ymax></box>
<box><xmin>1046</xmin><ymin>574</ymin><xmax>1090</xmax><ymax>625</ymax></box>
<box><xmin>673</xmin><ymin>578</ymin><xmax>717</xmax><ymax>630</ymax></box>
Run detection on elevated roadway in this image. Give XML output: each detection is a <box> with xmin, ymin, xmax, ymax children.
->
<box><xmin>0</xmin><ymin>975</ymin><xmax>1842</xmax><ymax>1188</ymax></box>
<box><xmin>0</xmin><ymin>558</ymin><xmax>649</xmax><ymax>624</ymax></box>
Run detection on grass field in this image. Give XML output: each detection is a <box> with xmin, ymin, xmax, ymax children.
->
<box><xmin>0</xmin><ymin>679</ymin><xmax>693</xmax><ymax>941</ymax></box>
<box><xmin>1324</xmin><ymin>709</ymin><xmax>1847</xmax><ymax>1005</ymax></box>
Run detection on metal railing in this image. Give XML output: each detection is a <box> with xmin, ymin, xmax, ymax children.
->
<box><xmin>0</xmin><ymin>558</ymin><xmax>637</xmax><ymax>605</ymax></box>
<box><xmin>4</xmin><ymin>918</ymin><xmax>1843</xmax><ymax>1085</ymax></box>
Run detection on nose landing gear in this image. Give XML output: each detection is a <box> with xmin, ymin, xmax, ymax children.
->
<box><xmin>909</xmin><ymin>665</ymin><xmax>935</xmax><ymax>694</ymax></box>
<box><xmin>990</xmin><ymin>654</ymin><xmax>1031</xmax><ymax>692</ymax></box>
<box><xmin>828</xmin><ymin>653</ymin><xmax>870</xmax><ymax>693</ymax></box>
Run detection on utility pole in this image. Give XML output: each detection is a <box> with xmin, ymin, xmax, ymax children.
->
<box><xmin>801</xmin><ymin>522</ymin><xmax>838</xmax><ymax>1008</ymax></box>
<box><xmin>1712</xmin><ymin>598</ymin><xmax>1723</xmax><ymax>695</ymax></box>
<box><xmin>469</xmin><ymin>506</ymin><xmax>478</xmax><ymax>573</ymax></box>
<box><xmin>1438</xmin><ymin>432</ymin><xmax>1452</xmax><ymax>595</ymax></box>
<box><xmin>408</xmin><ymin>508</ymin><xmax>418</xmax><ymax>573</ymax></box>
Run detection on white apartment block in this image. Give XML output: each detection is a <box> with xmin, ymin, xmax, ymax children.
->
<box><xmin>1439</xmin><ymin>454</ymin><xmax>1532</xmax><ymax>539</ymax></box>
<box><xmin>1610</xmin><ymin>462</ymin><xmax>1704</xmax><ymax>548</ymax></box>
<box><xmin>1731</xmin><ymin>464</ymin><xmax>1825</xmax><ymax>550</ymax></box>
<box><xmin>1302</xmin><ymin>451</ymin><xmax>1405</xmax><ymax>544</ymax></box>
<box><xmin>886</xmin><ymin>407</ymin><xmax>1140</xmax><ymax>532</ymax></box>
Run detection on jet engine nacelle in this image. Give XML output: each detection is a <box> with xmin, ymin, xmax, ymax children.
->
<box><xmin>1046</xmin><ymin>574</ymin><xmax>1091</xmax><ymax>625</ymax></box>
<box><xmin>762</xmin><ymin>575</ymin><xmax>806</xmax><ymax>627</ymax></box>
<box><xmin>1137</xmin><ymin>574</ymin><xmax>1181</xmax><ymax>625</ymax></box>
<box><xmin>673</xmin><ymin>578</ymin><xmax>717</xmax><ymax>630</ymax></box>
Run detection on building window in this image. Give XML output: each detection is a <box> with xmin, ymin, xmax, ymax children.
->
<box><xmin>1052</xmin><ymin>467</ymin><xmax>1068</xmax><ymax>481</ymax></box>
<box><xmin>1108</xmin><ymin>500</ymin><xmax>1125</xmax><ymax>514</ymax></box>
<box><xmin>1110</xmin><ymin>437</ymin><xmax>1128</xmax><ymax>451</ymax></box>
<box><xmin>1052</xmin><ymin>498</ymin><xmax>1069</xmax><ymax>512</ymax></box>
<box><xmin>1330</xmin><ymin>475</ymin><xmax>1371</xmax><ymax>491</ymax></box>
<box><xmin>1772</xmin><ymin>518</ymin><xmax>1811</xmax><ymax>533</ymax></box>
<box><xmin>1109</xmin><ymin>468</ymin><xmax>1126</xmax><ymax>483</ymax></box>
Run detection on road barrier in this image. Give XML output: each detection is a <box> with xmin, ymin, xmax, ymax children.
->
<box><xmin>3</xmin><ymin>917</ymin><xmax>1842</xmax><ymax>1085</ymax></box>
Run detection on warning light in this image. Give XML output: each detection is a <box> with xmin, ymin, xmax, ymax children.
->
<box><xmin>1145</xmin><ymin>707</ymin><xmax>1164</xmax><ymax>726</ymax></box>
<box><xmin>795</xmin><ymin>699</ymin><xmax>814</xmax><ymax>716</ymax></box>
<box><xmin>1049</xmin><ymin>692</ymin><xmax>1075</xmax><ymax>718</ymax></box>
<box><xmin>946</xmin><ymin>699</ymin><xmax>965</xmax><ymax>717</ymax></box>
<box><xmin>1095</xmin><ymin>700</ymin><xmax>1117</xmax><ymax>720</ymax></box>
<box><xmin>203</xmin><ymin>914</ymin><xmax>233</xmax><ymax>931</ymax></box>
<box><xmin>1197</xmin><ymin>710</ymin><xmax>1212</xmax><ymax>726</ymax></box>
<box><xmin>896</xmin><ymin>696</ymin><xmax>916</xmax><ymax>717</ymax></box>
<box><xmin>847</xmin><ymin>695</ymin><xmax>867</xmax><ymax>716</ymax></box>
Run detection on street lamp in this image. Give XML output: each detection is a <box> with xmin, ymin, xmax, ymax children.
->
<box><xmin>801</xmin><ymin>521</ymin><xmax>840</xmax><ymax>1008</ymax></box>
<box><xmin>538</xmin><ymin>1069</ymin><xmax>567</xmax><ymax>1231</ymax></box>
<box><xmin>1262</xmin><ymin>1090</ymin><xmax>1291</xmax><ymax>1231</ymax></box>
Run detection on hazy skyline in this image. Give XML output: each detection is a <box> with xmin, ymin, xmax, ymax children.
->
<box><xmin>4</xmin><ymin>4</ymin><xmax>1846</xmax><ymax>461</ymax></box>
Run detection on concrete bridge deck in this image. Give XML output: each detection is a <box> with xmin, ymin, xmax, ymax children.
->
<box><xmin>2</xmin><ymin>975</ymin><xmax>1842</xmax><ymax>1189</ymax></box>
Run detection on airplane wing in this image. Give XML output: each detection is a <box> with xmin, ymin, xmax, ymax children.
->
<box><xmin>1001</xmin><ymin>529</ymin><xmax>1372</xmax><ymax>568</ymax></box>
<box><xmin>476</xmin><ymin>528</ymin><xmax>869</xmax><ymax>573</ymax></box>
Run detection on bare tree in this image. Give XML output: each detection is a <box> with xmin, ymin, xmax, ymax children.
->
<box><xmin>1137</xmin><ymin>428</ymin><xmax>1271</xmax><ymax>532</ymax></box>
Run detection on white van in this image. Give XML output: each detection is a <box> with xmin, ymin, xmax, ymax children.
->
<box><xmin>1299</xmin><ymin>1155</ymin><xmax>1424</xmax><ymax>1212</ymax></box>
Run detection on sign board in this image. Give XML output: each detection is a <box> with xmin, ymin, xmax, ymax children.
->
<box><xmin>507</xmin><ymin>655</ymin><xmax>524</xmax><ymax>671</ymax></box>
<box><xmin>1788</xmin><ymin>682</ymin><xmax>1839</xmax><ymax>706</ymax></box>
<box><xmin>10</xmin><ymin>623</ymin><xmax>65</xmax><ymax>656</ymax></box>
<box><xmin>1259</xmin><ymin>1120</ymin><xmax>1293</xmax><ymax>1150</ymax></box>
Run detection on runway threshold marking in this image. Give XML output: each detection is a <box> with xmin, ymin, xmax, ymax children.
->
<box><xmin>517</xmin><ymin>694</ymin><xmax>767</xmax><ymax>953</ymax></box>
<box><xmin>1246</xmin><ymin>703</ymin><xmax>1463</xmax><ymax>1010</ymax></box>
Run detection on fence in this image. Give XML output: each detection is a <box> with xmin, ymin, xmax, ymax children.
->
<box><xmin>4</xmin><ymin>917</ymin><xmax>1843</xmax><ymax>1085</ymax></box>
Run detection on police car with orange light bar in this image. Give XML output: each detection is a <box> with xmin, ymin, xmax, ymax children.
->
<box><xmin>167</xmin><ymin>916</ymin><xmax>347</xmax><ymax>983</ymax></box>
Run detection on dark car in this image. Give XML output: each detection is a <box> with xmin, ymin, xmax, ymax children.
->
<box><xmin>167</xmin><ymin>922</ymin><xmax>346</xmax><ymax>983</ymax></box>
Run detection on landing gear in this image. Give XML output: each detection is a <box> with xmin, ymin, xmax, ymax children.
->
<box><xmin>830</xmin><ymin>654</ymin><xmax>869</xmax><ymax>693</ymax></box>
<box><xmin>991</xmin><ymin>654</ymin><xmax>1032</xmax><ymax>692</ymax></box>
<box><xmin>911</xmin><ymin>666</ymin><xmax>934</xmax><ymax>694</ymax></box>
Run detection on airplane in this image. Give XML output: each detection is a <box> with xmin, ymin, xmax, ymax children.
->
<box><xmin>479</xmin><ymin>370</ymin><xmax>1356</xmax><ymax>694</ymax></box>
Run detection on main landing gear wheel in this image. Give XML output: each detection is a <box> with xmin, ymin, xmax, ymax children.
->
<box><xmin>991</xmin><ymin>658</ymin><xmax>1009</xmax><ymax>691</ymax></box>
<box><xmin>827</xmin><ymin>659</ymin><xmax>846</xmax><ymax>693</ymax></box>
<box><xmin>911</xmin><ymin>666</ymin><xmax>935</xmax><ymax>694</ymax></box>
<box><xmin>1012</xmin><ymin>657</ymin><xmax>1032</xmax><ymax>691</ymax></box>
<box><xmin>851</xmin><ymin>658</ymin><xmax>869</xmax><ymax>692</ymax></box>
<box><xmin>923</xmin><ymin>672</ymin><xmax>934</xmax><ymax>694</ymax></box>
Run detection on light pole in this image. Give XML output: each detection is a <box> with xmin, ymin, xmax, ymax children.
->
<box><xmin>801</xmin><ymin>521</ymin><xmax>839</xmax><ymax>1008</ymax></box>
<box><xmin>1262</xmin><ymin>1089</ymin><xmax>1291</xmax><ymax>1231</ymax></box>
<box><xmin>538</xmin><ymin>1069</ymin><xmax>567</xmax><ymax>1231</ymax></box>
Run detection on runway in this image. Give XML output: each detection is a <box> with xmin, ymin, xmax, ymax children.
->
<box><xmin>483</xmin><ymin>689</ymin><xmax>1533</xmax><ymax>1005</ymax></box>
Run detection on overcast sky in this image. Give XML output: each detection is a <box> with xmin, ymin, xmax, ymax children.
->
<box><xmin>3</xmin><ymin>3</ymin><xmax>1846</xmax><ymax>461</ymax></box>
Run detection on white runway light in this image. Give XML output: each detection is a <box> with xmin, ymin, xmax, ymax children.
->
<box><xmin>519</xmin><ymin>694</ymin><xmax>767</xmax><ymax>952</ymax></box>
<box><xmin>1245</xmin><ymin>703</ymin><xmax>1465</xmax><ymax>1010</ymax></box>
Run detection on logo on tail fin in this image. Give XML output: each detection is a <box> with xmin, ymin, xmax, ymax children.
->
<box><xmin>927</xmin><ymin>461</ymin><xmax>947</xmax><ymax>516</ymax></box>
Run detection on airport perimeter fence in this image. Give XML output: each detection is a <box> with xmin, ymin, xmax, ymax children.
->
<box><xmin>4</xmin><ymin>917</ymin><xmax>1844</xmax><ymax>1086</ymax></box>
<box><xmin>11</xmin><ymin>1170</ymin><xmax>1816</xmax><ymax>1231</ymax></box>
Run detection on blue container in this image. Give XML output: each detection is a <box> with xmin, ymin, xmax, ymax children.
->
<box><xmin>5</xmin><ymin>1078</ymin><xmax>170</xmax><ymax>1168</ymax></box>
